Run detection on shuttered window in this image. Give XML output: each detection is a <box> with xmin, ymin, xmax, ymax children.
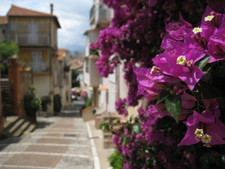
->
<box><xmin>28</xmin><ymin>21</ymin><xmax>38</xmax><ymax>44</ymax></box>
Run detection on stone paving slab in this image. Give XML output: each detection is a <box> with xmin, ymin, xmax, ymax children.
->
<box><xmin>50</xmin><ymin>125</ymin><xmax>74</xmax><ymax>129</ymax></box>
<box><xmin>0</xmin><ymin>154</ymin><xmax>15</xmax><ymax>165</ymax></box>
<box><xmin>54</xmin><ymin>156</ymin><xmax>93</xmax><ymax>169</ymax></box>
<box><xmin>44</xmin><ymin>133</ymin><xmax>64</xmax><ymax>137</ymax></box>
<box><xmin>66</xmin><ymin>146</ymin><xmax>92</xmax><ymax>156</ymax></box>
<box><xmin>25</xmin><ymin>145</ymin><xmax>67</xmax><ymax>154</ymax></box>
<box><xmin>0</xmin><ymin>107</ymin><xmax>95</xmax><ymax>169</ymax></box>
<box><xmin>0</xmin><ymin>166</ymin><xmax>51</xmax><ymax>169</ymax></box>
<box><xmin>36</xmin><ymin>138</ymin><xmax>72</xmax><ymax>144</ymax></box>
<box><xmin>3</xmin><ymin>154</ymin><xmax>61</xmax><ymax>168</ymax></box>
<box><xmin>0</xmin><ymin>144</ymin><xmax>29</xmax><ymax>152</ymax></box>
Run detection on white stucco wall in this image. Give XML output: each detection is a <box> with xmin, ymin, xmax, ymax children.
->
<box><xmin>33</xmin><ymin>74</ymin><xmax>51</xmax><ymax>98</ymax></box>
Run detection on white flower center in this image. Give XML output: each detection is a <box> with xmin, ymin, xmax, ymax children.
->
<box><xmin>176</xmin><ymin>55</ymin><xmax>186</xmax><ymax>65</ymax></box>
<box><xmin>192</xmin><ymin>27</ymin><xmax>202</xmax><ymax>34</ymax></box>
<box><xmin>204</xmin><ymin>15</ymin><xmax>214</xmax><ymax>22</ymax></box>
<box><xmin>201</xmin><ymin>134</ymin><xmax>212</xmax><ymax>144</ymax></box>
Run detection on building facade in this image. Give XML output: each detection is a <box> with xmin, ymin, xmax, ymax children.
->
<box><xmin>5</xmin><ymin>5</ymin><xmax>61</xmax><ymax>114</ymax></box>
<box><xmin>84</xmin><ymin>0</ymin><xmax>129</xmax><ymax>124</ymax></box>
<box><xmin>57</xmin><ymin>49</ymin><xmax>72</xmax><ymax>107</ymax></box>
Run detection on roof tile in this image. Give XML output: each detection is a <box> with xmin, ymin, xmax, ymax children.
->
<box><xmin>7</xmin><ymin>5</ymin><xmax>53</xmax><ymax>17</ymax></box>
<box><xmin>57</xmin><ymin>49</ymin><xmax>68</xmax><ymax>61</ymax></box>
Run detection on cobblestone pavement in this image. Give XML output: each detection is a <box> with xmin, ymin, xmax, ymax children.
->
<box><xmin>0</xmin><ymin>108</ymin><xmax>95</xmax><ymax>169</ymax></box>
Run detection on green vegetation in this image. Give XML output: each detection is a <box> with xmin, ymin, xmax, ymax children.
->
<box><xmin>54</xmin><ymin>94</ymin><xmax>62</xmax><ymax>114</ymax></box>
<box><xmin>41</xmin><ymin>96</ymin><xmax>51</xmax><ymax>112</ymax></box>
<box><xmin>71</xmin><ymin>69</ymin><xmax>80</xmax><ymax>87</ymax></box>
<box><xmin>108</xmin><ymin>150</ymin><xmax>123</xmax><ymax>169</ymax></box>
<box><xmin>0</xmin><ymin>40</ymin><xmax>18</xmax><ymax>61</ymax></box>
<box><xmin>23</xmin><ymin>85</ymin><xmax>41</xmax><ymax>123</ymax></box>
<box><xmin>84</xmin><ymin>97</ymin><xmax>92</xmax><ymax>108</ymax></box>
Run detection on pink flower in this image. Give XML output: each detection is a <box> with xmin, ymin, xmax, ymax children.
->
<box><xmin>165</xmin><ymin>15</ymin><xmax>193</xmax><ymax>41</ymax></box>
<box><xmin>153</xmin><ymin>47</ymin><xmax>205</xmax><ymax>90</ymax></box>
<box><xmin>134</xmin><ymin>67</ymin><xmax>176</xmax><ymax>101</ymax></box>
<box><xmin>115</xmin><ymin>98</ymin><xmax>128</xmax><ymax>116</ymax></box>
<box><xmin>146</xmin><ymin>104</ymin><xmax>170</xmax><ymax>124</ymax></box>
<box><xmin>208</xmin><ymin>24</ymin><xmax>225</xmax><ymax>62</ymax></box>
<box><xmin>181</xmin><ymin>92</ymin><xmax>196</xmax><ymax>109</ymax></box>
<box><xmin>178</xmin><ymin>99</ymin><xmax>225</xmax><ymax>146</ymax></box>
<box><xmin>192</xmin><ymin>6</ymin><xmax>225</xmax><ymax>62</ymax></box>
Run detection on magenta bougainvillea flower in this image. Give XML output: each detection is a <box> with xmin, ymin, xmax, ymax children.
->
<box><xmin>145</xmin><ymin>104</ymin><xmax>170</xmax><ymax>125</ymax></box>
<box><xmin>179</xmin><ymin>99</ymin><xmax>225</xmax><ymax>146</ymax></box>
<box><xmin>165</xmin><ymin>15</ymin><xmax>193</xmax><ymax>41</ymax></box>
<box><xmin>153</xmin><ymin>47</ymin><xmax>205</xmax><ymax>90</ymax></box>
<box><xmin>115</xmin><ymin>98</ymin><xmax>128</xmax><ymax>116</ymax></box>
<box><xmin>92</xmin><ymin>0</ymin><xmax>225</xmax><ymax>168</ymax></box>
<box><xmin>134</xmin><ymin>67</ymin><xmax>176</xmax><ymax>101</ymax></box>
<box><xmin>208</xmin><ymin>24</ymin><xmax>225</xmax><ymax>62</ymax></box>
<box><xmin>191</xmin><ymin>6</ymin><xmax>225</xmax><ymax>62</ymax></box>
<box><xmin>181</xmin><ymin>92</ymin><xmax>196</xmax><ymax>109</ymax></box>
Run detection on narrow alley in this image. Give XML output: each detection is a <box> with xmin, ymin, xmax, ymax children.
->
<box><xmin>0</xmin><ymin>105</ymin><xmax>95</xmax><ymax>169</ymax></box>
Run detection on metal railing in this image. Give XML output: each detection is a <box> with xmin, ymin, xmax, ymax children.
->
<box><xmin>16</xmin><ymin>34</ymin><xmax>50</xmax><ymax>46</ymax></box>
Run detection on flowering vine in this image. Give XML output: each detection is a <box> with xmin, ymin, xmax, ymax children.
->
<box><xmin>92</xmin><ymin>0</ymin><xmax>225</xmax><ymax>168</ymax></box>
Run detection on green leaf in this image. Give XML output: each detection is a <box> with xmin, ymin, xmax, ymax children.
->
<box><xmin>196</xmin><ymin>55</ymin><xmax>210</xmax><ymax>70</ymax></box>
<box><xmin>133</xmin><ymin>123</ymin><xmax>141</xmax><ymax>134</ymax></box>
<box><xmin>157</xmin><ymin>90</ymin><xmax>170</xmax><ymax>104</ymax></box>
<box><xmin>109</xmin><ymin>117</ymin><xmax>117</xmax><ymax>124</ymax></box>
<box><xmin>99</xmin><ymin>123</ymin><xmax>109</xmax><ymax>131</ymax></box>
<box><xmin>165</xmin><ymin>95</ymin><xmax>181</xmax><ymax>123</ymax></box>
<box><xmin>122</xmin><ymin>136</ymin><xmax>128</xmax><ymax>145</ymax></box>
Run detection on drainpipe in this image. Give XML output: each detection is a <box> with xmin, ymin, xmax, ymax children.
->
<box><xmin>48</xmin><ymin>17</ymin><xmax>54</xmax><ymax>115</ymax></box>
<box><xmin>0</xmin><ymin>68</ymin><xmax>3</xmax><ymax>132</ymax></box>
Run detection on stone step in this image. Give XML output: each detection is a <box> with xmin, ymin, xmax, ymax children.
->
<box><xmin>4</xmin><ymin>116</ymin><xmax>20</xmax><ymax>128</ymax></box>
<box><xmin>7</xmin><ymin>118</ymin><xmax>26</xmax><ymax>136</ymax></box>
<box><xmin>1</xmin><ymin>117</ymin><xmax>36</xmax><ymax>139</ymax></box>
<box><xmin>21</xmin><ymin>123</ymin><xmax>37</xmax><ymax>137</ymax></box>
<box><xmin>13</xmin><ymin>121</ymin><xmax>30</xmax><ymax>137</ymax></box>
<box><xmin>103</xmin><ymin>138</ymin><xmax>115</xmax><ymax>149</ymax></box>
<box><xmin>103</xmin><ymin>132</ymin><xmax>112</xmax><ymax>139</ymax></box>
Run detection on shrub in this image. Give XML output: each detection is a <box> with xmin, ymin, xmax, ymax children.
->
<box><xmin>54</xmin><ymin>94</ymin><xmax>62</xmax><ymax>113</ymax></box>
<box><xmin>41</xmin><ymin>96</ymin><xmax>51</xmax><ymax>112</ymax></box>
<box><xmin>23</xmin><ymin>85</ymin><xmax>41</xmax><ymax>123</ymax></box>
<box><xmin>108</xmin><ymin>150</ymin><xmax>123</xmax><ymax>169</ymax></box>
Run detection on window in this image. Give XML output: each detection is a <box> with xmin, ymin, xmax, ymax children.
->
<box><xmin>28</xmin><ymin>21</ymin><xmax>38</xmax><ymax>44</ymax></box>
<box><xmin>32</xmin><ymin>51</ymin><xmax>41</xmax><ymax>72</ymax></box>
<box><xmin>32</xmin><ymin>51</ymin><xmax>48</xmax><ymax>73</ymax></box>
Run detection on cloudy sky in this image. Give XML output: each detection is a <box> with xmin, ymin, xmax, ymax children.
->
<box><xmin>0</xmin><ymin>0</ymin><xmax>93</xmax><ymax>53</ymax></box>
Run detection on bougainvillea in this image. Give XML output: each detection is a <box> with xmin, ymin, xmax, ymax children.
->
<box><xmin>92</xmin><ymin>0</ymin><xmax>225</xmax><ymax>168</ymax></box>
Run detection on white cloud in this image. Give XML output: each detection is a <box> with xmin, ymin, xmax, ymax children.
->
<box><xmin>0</xmin><ymin>0</ymin><xmax>93</xmax><ymax>52</ymax></box>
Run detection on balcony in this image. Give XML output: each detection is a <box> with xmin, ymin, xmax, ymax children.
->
<box><xmin>89</xmin><ymin>3</ymin><xmax>111</xmax><ymax>28</ymax></box>
<box><xmin>16</xmin><ymin>34</ymin><xmax>50</xmax><ymax>46</ymax></box>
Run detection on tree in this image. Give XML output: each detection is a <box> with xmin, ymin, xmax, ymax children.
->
<box><xmin>71</xmin><ymin>69</ymin><xmax>80</xmax><ymax>87</ymax></box>
<box><xmin>0</xmin><ymin>40</ymin><xmax>18</xmax><ymax>62</ymax></box>
<box><xmin>0</xmin><ymin>40</ymin><xmax>19</xmax><ymax>131</ymax></box>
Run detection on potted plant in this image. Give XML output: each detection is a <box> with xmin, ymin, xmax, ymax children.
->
<box><xmin>23</xmin><ymin>85</ymin><xmax>41</xmax><ymax>123</ymax></box>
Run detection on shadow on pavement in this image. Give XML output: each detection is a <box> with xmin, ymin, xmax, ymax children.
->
<box><xmin>0</xmin><ymin>137</ymin><xmax>22</xmax><ymax>151</ymax></box>
<box><xmin>36</xmin><ymin>121</ymin><xmax>53</xmax><ymax>129</ymax></box>
<box><xmin>57</xmin><ymin>110</ymin><xmax>82</xmax><ymax>118</ymax></box>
